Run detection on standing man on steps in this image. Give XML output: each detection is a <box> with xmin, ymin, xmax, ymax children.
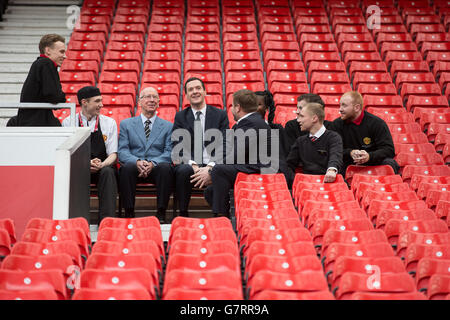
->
<box><xmin>62</xmin><ymin>86</ymin><xmax>118</xmax><ymax>223</ymax></box>
<box><xmin>172</xmin><ymin>77</ymin><xmax>229</xmax><ymax>218</ymax></box>
<box><xmin>118</xmin><ymin>87</ymin><xmax>174</xmax><ymax>223</ymax></box>
<box><xmin>18</xmin><ymin>33</ymin><xmax>67</xmax><ymax>126</ymax></box>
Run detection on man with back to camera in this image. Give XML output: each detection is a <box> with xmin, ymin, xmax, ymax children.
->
<box><xmin>18</xmin><ymin>34</ymin><xmax>67</xmax><ymax>126</ymax></box>
<box><xmin>171</xmin><ymin>77</ymin><xmax>229</xmax><ymax>218</ymax></box>
<box><xmin>118</xmin><ymin>87</ymin><xmax>174</xmax><ymax>223</ymax></box>
<box><xmin>286</xmin><ymin>102</ymin><xmax>343</xmax><ymax>183</ymax></box>
<box><xmin>284</xmin><ymin>93</ymin><xmax>334</xmax><ymax>149</ymax></box>
<box><xmin>202</xmin><ymin>89</ymin><xmax>274</xmax><ymax>218</ymax></box>
<box><xmin>330</xmin><ymin>91</ymin><xmax>399</xmax><ymax>174</ymax></box>
<box><xmin>62</xmin><ymin>86</ymin><xmax>118</xmax><ymax>223</ymax></box>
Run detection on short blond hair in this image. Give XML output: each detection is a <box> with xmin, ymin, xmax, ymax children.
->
<box><xmin>303</xmin><ymin>102</ymin><xmax>325</xmax><ymax>123</ymax></box>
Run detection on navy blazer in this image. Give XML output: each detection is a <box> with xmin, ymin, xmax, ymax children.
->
<box><xmin>172</xmin><ymin>105</ymin><xmax>229</xmax><ymax>164</ymax></box>
<box><xmin>229</xmin><ymin>112</ymin><xmax>272</xmax><ymax>173</ymax></box>
<box><xmin>118</xmin><ymin>115</ymin><xmax>173</xmax><ymax>165</ymax></box>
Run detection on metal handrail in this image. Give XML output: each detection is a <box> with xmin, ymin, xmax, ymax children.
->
<box><xmin>0</xmin><ymin>102</ymin><xmax>76</xmax><ymax>126</ymax></box>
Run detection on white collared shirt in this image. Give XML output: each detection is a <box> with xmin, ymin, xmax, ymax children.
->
<box><xmin>309</xmin><ymin>124</ymin><xmax>326</xmax><ymax>140</ymax></box>
<box><xmin>140</xmin><ymin>113</ymin><xmax>157</xmax><ymax>131</ymax></box>
<box><xmin>62</xmin><ymin>113</ymin><xmax>118</xmax><ymax>156</ymax></box>
<box><xmin>236</xmin><ymin>111</ymin><xmax>256</xmax><ymax>124</ymax></box>
<box><xmin>189</xmin><ymin>105</ymin><xmax>215</xmax><ymax>166</ymax></box>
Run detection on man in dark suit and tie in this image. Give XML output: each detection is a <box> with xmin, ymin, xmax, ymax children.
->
<box><xmin>201</xmin><ymin>89</ymin><xmax>274</xmax><ymax>218</ymax></box>
<box><xmin>118</xmin><ymin>87</ymin><xmax>173</xmax><ymax>223</ymax></box>
<box><xmin>172</xmin><ymin>77</ymin><xmax>229</xmax><ymax>218</ymax></box>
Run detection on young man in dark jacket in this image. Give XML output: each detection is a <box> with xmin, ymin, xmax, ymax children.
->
<box><xmin>287</xmin><ymin>102</ymin><xmax>343</xmax><ymax>183</ymax></box>
<box><xmin>18</xmin><ymin>34</ymin><xmax>67</xmax><ymax>126</ymax></box>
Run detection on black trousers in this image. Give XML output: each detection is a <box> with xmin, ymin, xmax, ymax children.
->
<box><xmin>119</xmin><ymin>161</ymin><xmax>173</xmax><ymax>211</ymax></box>
<box><xmin>204</xmin><ymin>164</ymin><xmax>242</xmax><ymax>216</ymax></box>
<box><xmin>173</xmin><ymin>164</ymin><xmax>198</xmax><ymax>215</ymax></box>
<box><xmin>91</xmin><ymin>166</ymin><xmax>118</xmax><ymax>223</ymax></box>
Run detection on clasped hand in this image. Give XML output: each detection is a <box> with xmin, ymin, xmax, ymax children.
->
<box><xmin>137</xmin><ymin>159</ymin><xmax>154</xmax><ymax>178</ymax></box>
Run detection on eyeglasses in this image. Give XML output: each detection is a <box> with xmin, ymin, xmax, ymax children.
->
<box><xmin>139</xmin><ymin>95</ymin><xmax>159</xmax><ymax>100</ymax></box>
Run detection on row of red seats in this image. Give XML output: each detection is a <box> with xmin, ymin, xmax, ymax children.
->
<box><xmin>256</xmin><ymin>0</ymin><xmax>308</xmax><ymax>114</ymax></box>
<box><xmin>222</xmin><ymin>0</ymin><xmax>265</xmax><ymax>127</ymax></box>
<box><xmin>350</xmin><ymin>171</ymin><xmax>450</xmax><ymax>299</ymax></box>
<box><xmin>234</xmin><ymin>173</ymin><xmax>334</xmax><ymax>299</ymax></box>
<box><xmin>163</xmin><ymin>216</ymin><xmax>243</xmax><ymax>300</ymax></box>
<box><xmin>291</xmin><ymin>170</ymin><xmax>432</xmax><ymax>300</ymax></box>
<box><xmin>72</xmin><ymin>216</ymin><xmax>163</xmax><ymax>300</ymax></box>
<box><xmin>181</xmin><ymin>0</ymin><xmax>224</xmax><ymax>110</ymax></box>
<box><xmin>0</xmin><ymin>217</ymin><xmax>90</xmax><ymax>299</ymax></box>
<box><xmin>139</xmin><ymin>0</ymin><xmax>185</xmax><ymax>122</ymax></box>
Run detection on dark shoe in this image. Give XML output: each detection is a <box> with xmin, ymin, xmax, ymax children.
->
<box><xmin>179</xmin><ymin>211</ymin><xmax>189</xmax><ymax>218</ymax></box>
<box><xmin>215</xmin><ymin>213</ymin><xmax>230</xmax><ymax>219</ymax></box>
<box><xmin>125</xmin><ymin>208</ymin><xmax>135</xmax><ymax>218</ymax></box>
<box><xmin>157</xmin><ymin>210</ymin><xmax>166</xmax><ymax>224</ymax></box>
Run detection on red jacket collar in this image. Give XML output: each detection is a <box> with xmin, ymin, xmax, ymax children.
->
<box><xmin>352</xmin><ymin>110</ymin><xmax>365</xmax><ymax>125</ymax></box>
<box><xmin>40</xmin><ymin>54</ymin><xmax>58</xmax><ymax>68</ymax></box>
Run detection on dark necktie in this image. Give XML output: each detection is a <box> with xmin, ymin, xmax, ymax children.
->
<box><xmin>144</xmin><ymin>119</ymin><xmax>151</xmax><ymax>139</ymax></box>
<box><xmin>310</xmin><ymin>136</ymin><xmax>317</xmax><ymax>142</ymax></box>
<box><xmin>195</xmin><ymin>111</ymin><xmax>204</xmax><ymax>163</ymax></box>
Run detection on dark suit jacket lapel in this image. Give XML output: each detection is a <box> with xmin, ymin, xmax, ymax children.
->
<box><xmin>185</xmin><ymin>107</ymin><xmax>195</xmax><ymax>134</ymax></box>
<box><xmin>204</xmin><ymin>105</ymin><xmax>216</xmax><ymax>131</ymax></box>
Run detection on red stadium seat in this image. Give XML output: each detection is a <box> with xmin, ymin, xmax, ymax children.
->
<box><xmin>405</xmin><ymin>243</ymin><xmax>450</xmax><ymax>275</ymax></box>
<box><xmin>21</xmin><ymin>228</ymin><xmax>90</xmax><ymax>260</ymax></box>
<box><xmin>417</xmin><ymin>182</ymin><xmax>450</xmax><ymax>200</ymax></box>
<box><xmin>363</xmin><ymin>95</ymin><xmax>404</xmax><ymax>109</ymax></box>
<box><xmin>335</xmin><ymin>272</ymin><xmax>417</xmax><ymax>300</ymax></box>
<box><xmin>331</xmin><ymin>256</ymin><xmax>405</xmax><ymax>290</ymax></box>
<box><xmin>163</xmin><ymin>288</ymin><xmax>244</xmax><ymax>300</ymax></box>
<box><xmin>392</xmin><ymin>132</ymin><xmax>429</xmax><ymax>144</ymax></box>
<box><xmin>385</xmin><ymin>219</ymin><xmax>448</xmax><ymax>248</ymax></box>
<box><xmin>0</xmin><ymin>219</ymin><xmax>16</xmax><ymax>245</ymax></box>
<box><xmin>247</xmin><ymin>270</ymin><xmax>328</xmax><ymax>299</ymax></box>
<box><xmin>345</xmin><ymin>165</ymin><xmax>395</xmax><ymax>185</ymax></box>
<box><xmin>84</xmin><ymin>253</ymin><xmax>159</xmax><ymax>284</ymax></box>
<box><xmin>72</xmin><ymin>288</ymin><xmax>152</xmax><ymax>300</ymax></box>
<box><xmin>0</xmin><ymin>289</ymin><xmax>59</xmax><ymax>300</ymax></box>
<box><xmin>10</xmin><ymin>241</ymin><xmax>83</xmax><ymax>269</ymax></box>
<box><xmin>0</xmin><ymin>270</ymin><xmax>68</xmax><ymax>300</ymax></box>
<box><xmin>375</xmin><ymin>208</ymin><xmax>437</xmax><ymax>231</ymax></box>
<box><xmin>397</xmin><ymin>231</ymin><xmax>450</xmax><ymax>261</ymax></box>
<box><xmin>0</xmin><ymin>230</ymin><xmax>11</xmax><ymax>260</ymax></box>
<box><xmin>402</xmin><ymin>165</ymin><xmax>450</xmax><ymax>184</ymax></box>
<box><xmin>416</xmin><ymin>258</ymin><xmax>450</xmax><ymax>292</ymax></box>
<box><xmin>163</xmin><ymin>269</ymin><xmax>242</xmax><ymax>298</ymax></box>
<box><xmin>427</xmin><ymin>274</ymin><xmax>450</xmax><ymax>300</ymax></box>
<box><xmin>79</xmin><ymin>268</ymin><xmax>157</xmax><ymax>299</ymax></box>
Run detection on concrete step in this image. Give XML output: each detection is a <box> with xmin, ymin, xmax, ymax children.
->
<box><xmin>3</xmin><ymin>15</ymin><xmax>69</xmax><ymax>21</ymax></box>
<box><xmin>0</xmin><ymin>36</ymin><xmax>47</xmax><ymax>44</ymax></box>
<box><xmin>0</xmin><ymin>44</ymin><xmax>41</xmax><ymax>54</ymax></box>
<box><xmin>0</xmin><ymin>84</ymin><xmax>24</xmax><ymax>93</ymax></box>
<box><xmin>0</xmin><ymin>73</ymin><xmax>28</xmax><ymax>83</ymax></box>
<box><xmin>0</xmin><ymin>29</ymin><xmax>71</xmax><ymax>37</ymax></box>
<box><xmin>0</xmin><ymin>63</ymin><xmax>32</xmax><ymax>73</ymax></box>
<box><xmin>0</xmin><ymin>95</ymin><xmax>21</xmax><ymax>102</ymax></box>
<box><xmin>8</xmin><ymin>1</ymin><xmax>82</xmax><ymax>6</ymax></box>
<box><xmin>0</xmin><ymin>21</ymin><xmax>71</xmax><ymax>28</ymax></box>
<box><xmin>0</xmin><ymin>54</ymin><xmax>39</xmax><ymax>63</ymax></box>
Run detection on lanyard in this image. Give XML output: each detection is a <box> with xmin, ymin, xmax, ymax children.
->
<box><xmin>79</xmin><ymin>113</ymin><xmax>99</xmax><ymax>132</ymax></box>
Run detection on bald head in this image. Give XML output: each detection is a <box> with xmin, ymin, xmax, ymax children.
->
<box><xmin>138</xmin><ymin>87</ymin><xmax>160</xmax><ymax>118</ymax></box>
<box><xmin>339</xmin><ymin>91</ymin><xmax>363</xmax><ymax>122</ymax></box>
